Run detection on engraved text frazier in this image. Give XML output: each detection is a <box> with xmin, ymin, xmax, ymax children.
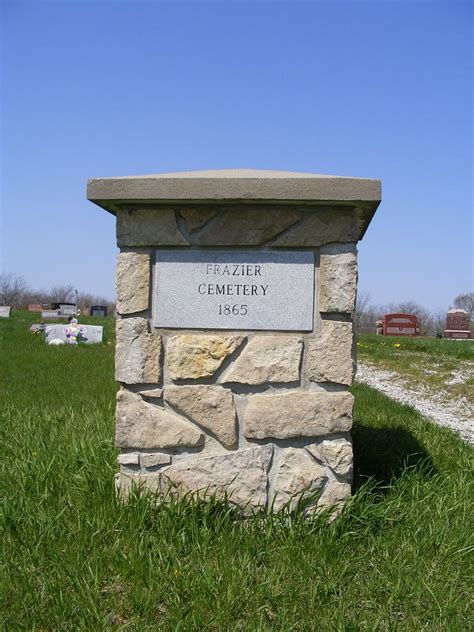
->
<box><xmin>199</xmin><ymin>263</ymin><xmax>268</xmax><ymax>298</ymax></box>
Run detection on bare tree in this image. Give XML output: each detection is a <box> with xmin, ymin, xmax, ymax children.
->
<box><xmin>452</xmin><ymin>292</ymin><xmax>474</xmax><ymax>320</ymax></box>
<box><xmin>76</xmin><ymin>291</ymin><xmax>111</xmax><ymax>307</ymax></box>
<box><xmin>432</xmin><ymin>309</ymin><xmax>447</xmax><ymax>336</ymax></box>
<box><xmin>353</xmin><ymin>291</ymin><xmax>387</xmax><ymax>334</ymax></box>
<box><xmin>0</xmin><ymin>274</ymin><xmax>115</xmax><ymax>314</ymax></box>
<box><xmin>0</xmin><ymin>272</ymin><xmax>29</xmax><ymax>307</ymax></box>
<box><xmin>49</xmin><ymin>284</ymin><xmax>75</xmax><ymax>303</ymax></box>
<box><xmin>354</xmin><ymin>290</ymin><xmax>374</xmax><ymax>333</ymax></box>
<box><xmin>76</xmin><ymin>291</ymin><xmax>115</xmax><ymax>315</ymax></box>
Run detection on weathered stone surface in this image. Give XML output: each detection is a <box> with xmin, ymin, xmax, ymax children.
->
<box><xmin>273</xmin><ymin>448</ymin><xmax>327</xmax><ymax>511</ymax></box>
<box><xmin>319</xmin><ymin>244</ymin><xmax>357</xmax><ymax>313</ymax></box>
<box><xmin>0</xmin><ymin>306</ymin><xmax>11</xmax><ymax>318</ymax></box>
<box><xmin>115</xmin><ymin>389</ymin><xmax>203</xmax><ymax>449</ymax></box>
<box><xmin>221</xmin><ymin>336</ymin><xmax>302</xmax><ymax>385</ymax></box>
<box><xmin>118</xmin><ymin>452</ymin><xmax>140</xmax><ymax>466</ymax></box>
<box><xmin>193</xmin><ymin>208</ymin><xmax>302</xmax><ymax>246</ymax></box>
<box><xmin>116</xmin><ymin>252</ymin><xmax>150</xmax><ymax>314</ymax></box>
<box><xmin>117</xmin><ymin>208</ymin><xmax>189</xmax><ymax>247</ymax></box>
<box><xmin>167</xmin><ymin>334</ymin><xmax>244</xmax><ymax>380</ymax></box>
<box><xmin>273</xmin><ymin>209</ymin><xmax>358</xmax><ymax>247</ymax></box>
<box><xmin>140</xmin><ymin>452</ymin><xmax>172</xmax><ymax>468</ymax></box>
<box><xmin>180</xmin><ymin>208</ymin><xmax>219</xmax><ymax>233</ymax></box>
<box><xmin>115</xmin><ymin>472</ymin><xmax>161</xmax><ymax>498</ymax></box>
<box><xmin>307</xmin><ymin>320</ymin><xmax>354</xmax><ymax>385</ymax></box>
<box><xmin>306</xmin><ymin>437</ymin><xmax>353</xmax><ymax>478</ymax></box>
<box><xmin>101</xmin><ymin>168</ymin><xmax>379</xmax><ymax>514</ymax></box>
<box><xmin>165</xmin><ymin>385</ymin><xmax>237</xmax><ymax>448</ymax></box>
<box><xmin>139</xmin><ymin>387</ymin><xmax>163</xmax><ymax>399</ymax></box>
<box><xmin>244</xmin><ymin>391</ymin><xmax>353</xmax><ymax>439</ymax></box>
<box><xmin>318</xmin><ymin>481</ymin><xmax>351</xmax><ymax>513</ymax></box>
<box><xmin>160</xmin><ymin>446</ymin><xmax>273</xmax><ymax>508</ymax></box>
<box><xmin>88</xmin><ymin>171</ymin><xmax>381</xmax><ymax>227</ymax></box>
<box><xmin>116</xmin><ymin>318</ymin><xmax>161</xmax><ymax>384</ymax></box>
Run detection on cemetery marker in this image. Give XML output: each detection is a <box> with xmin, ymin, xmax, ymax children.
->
<box><xmin>444</xmin><ymin>309</ymin><xmax>472</xmax><ymax>339</ymax></box>
<box><xmin>88</xmin><ymin>168</ymin><xmax>381</xmax><ymax>513</ymax></box>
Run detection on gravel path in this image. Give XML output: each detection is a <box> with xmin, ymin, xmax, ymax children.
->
<box><xmin>356</xmin><ymin>363</ymin><xmax>474</xmax><ymax>445</ymax></box>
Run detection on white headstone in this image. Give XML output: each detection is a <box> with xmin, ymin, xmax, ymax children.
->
<box><xmin>0</xmin><ymin>306</ymin><xmax>11</xmax><ymax>318</ymax></box>
<box><xmin>59</xmin><ymin>304</ymin><xmax>76</xmax><ymax>316</ymax></box>
<box><xmin>45</xmin><ymin>324</ymin><xmax>104</xmax><ymax>344</ymax></box>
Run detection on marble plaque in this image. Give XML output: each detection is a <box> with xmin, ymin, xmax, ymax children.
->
<box><xmin>154</xmin><ymin>250</ymin><xmax>314</xmax><ymax>331</ymax></box>
<box><xmin>0</xmin><ymin>306</ymin><xmax>11</xmax><ymax>318</ymax></box>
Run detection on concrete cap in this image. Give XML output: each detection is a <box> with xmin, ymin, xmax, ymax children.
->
<box><xmin>87</xmin><ymin>169</ymin><xmax>381</xmax><ymax>237</ymax></box>
<box><xmin>88</xmin><ymin>168</ymin><xmax>380</xmax><ymax>204</ymax></box>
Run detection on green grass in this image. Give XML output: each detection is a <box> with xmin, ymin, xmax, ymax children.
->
<box><xmin>1</xmin><ymin>310</ymin><xmax>117</xmax><ymax>409</ymax></box>
<box><xmin>358</xmin><ymin>333</ymin><xmax>474</xmax><ymax>404</ymax></box>
<box><xmin>1</xmin><ymin>312</ymin><xmax>473</xmax><ymax>630</ymax></box>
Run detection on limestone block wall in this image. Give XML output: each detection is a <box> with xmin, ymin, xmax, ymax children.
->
<box><xmin>114</xmin><ymin>205</ymin><xmax>357</xmax><ymax>513</ymax></box>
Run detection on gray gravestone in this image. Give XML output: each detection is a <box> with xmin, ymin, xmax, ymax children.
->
<box><xmin>45</xmin><ymin>324</ymin><xmax>103</xmax><ymax>344</ymax></box>
<box><xmin>0</xmin><ymin>306</ymin><xmax>11</xmax><ymax>318</ymax></box>
<box><xmin>60</xmin><ymin>304</ymin><xmax>76</xmax><ymax>316</ymax></box>
<box><xmin>41</xmin><ymin>310</ymin><xmax>64</xmax><ymax>320</ymax></box>
<box><xmin>91</xmin><ymin>305</ymin><xmax>108</xmax><ymax>317</ymax></box>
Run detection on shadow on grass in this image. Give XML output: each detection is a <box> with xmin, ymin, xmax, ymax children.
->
<box><xmin>352</xmin><ymin>424</ymin><xmax>436</xmax><ymax>490</ymax></box>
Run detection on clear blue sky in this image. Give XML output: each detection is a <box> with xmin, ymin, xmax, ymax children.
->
<box><xmin>2</xmin><ymin>0</ymin><xmax>472</xmax><ymax>311</ymax></box>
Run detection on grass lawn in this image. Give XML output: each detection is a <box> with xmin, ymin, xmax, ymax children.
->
<box><xmin>357</xmin><ymin>334</ymin><xmax>474</xmax><ymax>404</ymax></box>
<box><xmin>1</xmin><ymin>312</ymin><xmax>473</xmax><ymax>630</ymax></box>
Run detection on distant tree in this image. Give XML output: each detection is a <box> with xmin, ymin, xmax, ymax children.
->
<box><xmin>0</xmin><ymin>274</ymin><xmax>115</xmax><ymax>314</ymax></box>
<box><xmin>353</xmin><ymin>291</ymin><xmax>379</xmax><ymax>334</ymax></box>
<box><xmin>49</xmin><ymin>284</ymin><xmax>75</xmax><ymax>303</ymax></box>
<box><xmin>452</xmin><ymin>292</ymin><xmax>474</xmax><ymax>320</ymax></box>
<box><xmin>0</xmin><ymin>272</ymin><xmax>29</xmax><ymax>307</ymax></box>
<box><xmin>432</xmin><ymin>309</ymin><xmax>447</xmax><ymax>336</ymax></box>
<box><xmin>76</xmin><ymin>291</ymin><xmax>115</xmax><ymax>311</ymax></box>
<box><xmin>353</xmin><ymin>290</ymin><xmax>370</xmax><ymax>332</ymax></box>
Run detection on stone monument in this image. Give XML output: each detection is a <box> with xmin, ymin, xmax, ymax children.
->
<box><xmin>444</xmin><ymin>309</ymin><xmax>472</xmax><ymax>339</ymax></box>
<box><xmin>88</xmin><ymin>169</ymin><xmax>381</xmax><ymax>513</ymax></box>
<box><xmin>91</xmin><ymin>305</ymin><xmax>108</xmax><ymax>317</ymax></box>
<box><xmin>383</xmin><ymin>313</ymin><xmax>420</xmax><ymax>336</ymax></box>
